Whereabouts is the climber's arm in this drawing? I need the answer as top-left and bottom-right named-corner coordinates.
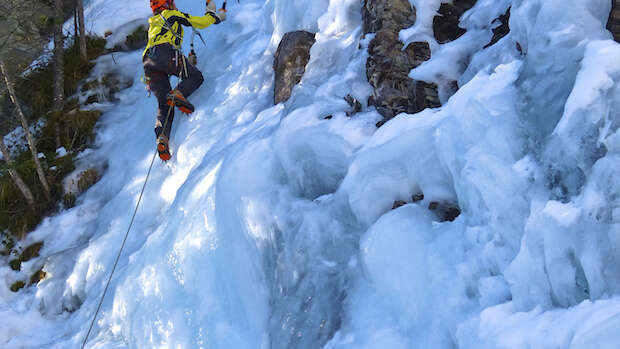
top-left (187, 13), bottom-right (219, 29)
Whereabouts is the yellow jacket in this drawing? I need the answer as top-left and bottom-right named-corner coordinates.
top-left (143, 9), bottom-right (218, 57)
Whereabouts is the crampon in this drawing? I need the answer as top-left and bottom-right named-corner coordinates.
top-left (157, 135), bottom-right (171, 161)
top-left (166, 89), bottom-right (195, 114)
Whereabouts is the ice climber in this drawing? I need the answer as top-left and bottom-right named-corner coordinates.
top-left (143, 0), bottom-right (226, 161)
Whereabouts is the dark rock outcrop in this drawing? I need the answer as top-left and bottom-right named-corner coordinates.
top-left (273, 31), bottom-right (316, 104)
top-left (0, 0), bottom-right (54, 75)
top-left (111, 26), bottom-right (149, 52)
top-left (362, 0), bottom-right (416, 33)
top-left (484, 7), bottom-right (511, 48)
top-left (367, 37), bottom-right (439, 125)
top-left (9, 259), bottom-right (21, 271)
top-left (392, 200), bottom-right (407, 209)
top-left (81, 73), bottom-right (132, 104)
top-left (363, 0), bottom-right (440, 127)
top-left (344, 94), bottom-right (362, 116)
top-left (608, 0), bottom-right (620, 42)
top-left (10, 281), bottom-right (25, 292)
top-left (0, 0), bottom-right (77, 75)
top-left (8, 241), bottom-right (43, 271)
top-left (21, 241), bottom-right (42, 260)
top-left (429, 201), bottom-right (461, 222)
top-left (433, 0), bottom-right (477, 44)
top-left (390, 194), bottom-right (460, 222)
top-left (412, 192), bottom-right (424, 202)
top-left (85, 94), bottom-right (99, 105)
top-left (29, 267), bottom-right (47, 285)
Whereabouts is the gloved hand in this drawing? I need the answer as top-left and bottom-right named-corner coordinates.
top-left (206, 0), bottom-right (216, 14)
top-left (215, 9), bottom-right (226, 22)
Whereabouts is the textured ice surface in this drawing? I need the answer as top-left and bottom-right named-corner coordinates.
top-left (1, 0), bottom-right (619, 348)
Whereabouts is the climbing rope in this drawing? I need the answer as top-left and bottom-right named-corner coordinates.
top-left (81, 104), bottom-right (174, 348)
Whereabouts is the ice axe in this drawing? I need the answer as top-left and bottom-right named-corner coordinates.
top-left (189, 0), bottom-right (221, 64)
top-left (207, 0), bottom-right (234, 12)
top-left (188, 27), bottom-right (206, 65)
top-left (191, 0), bottom-right (233, 64)
top-left (206, 0), bottom-right (238, 14)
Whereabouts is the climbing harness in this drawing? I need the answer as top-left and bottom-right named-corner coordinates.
top-left (173, 49), bottom-right (189, 80)
top-left (80, 104), bottom-right (174, 349)
top-left (157, 12), bottom-right (201, 79)
top-left (153, 13), bottom-right (188, 81)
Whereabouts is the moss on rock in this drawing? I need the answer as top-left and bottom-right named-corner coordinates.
top-left (124, 26), bottom-right (149, 51)
top-left (29, 267), bottom-right (47, 285)
top-left (9, 259), bottom-right (21, 271)
top-left (10, 281), bottom-right (25, 292)
top-left (7, 241), bottom-right (44, 271)
top-left (77, 168), bottom-right (100, 193)
top-left (63, 192), bottom-right (76, 208)
top-left (20, 241), bottom-right (43, 262)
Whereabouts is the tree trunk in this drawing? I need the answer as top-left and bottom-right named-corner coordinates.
top-left (74, 7), bottom-right (78, 54)
top-left (0, 57), bottom-right (51, 201)
top-left (53, 0), bottom-right (65, 112)
top-left (77, 0), bottom-right (87, 60)
top-left (0, 136), bottom-right (36, 212)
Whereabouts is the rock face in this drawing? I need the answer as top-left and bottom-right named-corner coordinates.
top-left (344, 94), bottom-right (362, 116)
top-left (111, 26), bottom-right (149, 52)
top-left (10, 281), bottom-right (25, 292)
top-left (484, 7), bottom-right (511, 48)
top-left (273, 31), bottom-right (316, 104)
top-left (0, 0), bottom-right (76, 75)
top-left (81, 73), bottom-right (132, 105)
top-left (363, 0), bottom-right (440, 126)
top-left (362, 0), bottom-right (416, 33)
top-left (0, 0), bottom-right (53, 75)
top-left (609, 0), bottom-right (620, 42)
top-left (433, 0), bottom-right (477, 44)
top-left (428, 201), bottom-right (461, 222)
top-left (8, 241), bottom-right (43, 271)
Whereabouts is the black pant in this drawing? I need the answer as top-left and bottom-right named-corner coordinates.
top-left (143, 44), bottom-right (204, 139)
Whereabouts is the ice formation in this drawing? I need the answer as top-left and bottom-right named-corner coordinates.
top-left (1, 0), bottom-right (619, 348)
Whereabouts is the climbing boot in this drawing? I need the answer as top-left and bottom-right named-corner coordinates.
top-left (166, 89), bottom-right (195, 114)
top-left (157, 135), bottom-right (171, 161)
